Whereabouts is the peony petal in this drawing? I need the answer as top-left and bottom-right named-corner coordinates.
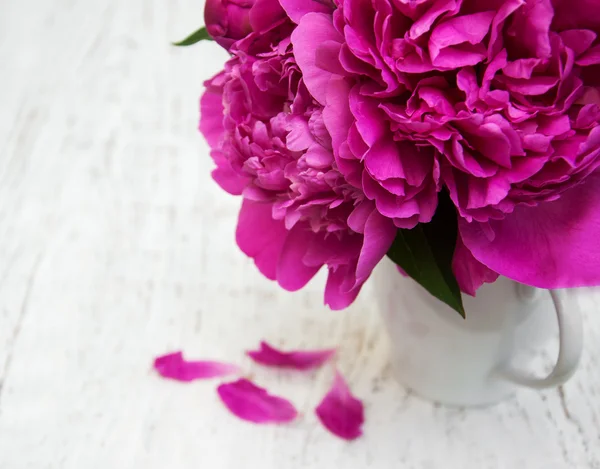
top-left (452, 236), bottom-right (499, 296)
top-left (248, 0), bottom-right (285, 32)
top-left (428, 11), bottom-right (495, 62)
top-left (315, 40), bottom-right (345, 75)
top-left (457, 67), bottom-right (480, 108)
top-left (217, 379), bottom-right (298, 423)
top-left (507, 0), bottom-right (553, 58)
top-left (236, 200), bottom-right (288, 280)
top-left (488, 0), bottom-right (523, 58)
top-left (279, 0), bottom-right (333, 23)
top-left (577, 45), bottom-right (600, 66)
top-left (576, 104), bottom-right (600, 129)
top-left (200, 85), bottom-right (225, 148)
top-left (537, 114), bottom-right (571, 136)
top-left (292, 13), bottom-right (342, 105)
top-left (502, 58), bottom-right (542, 79)
top-left (303, 231), bottom-right (361, 268)
top-left (559, 29), bottom-right (597, 57)
top-left (408, 0), bottom-right (459, 40)
top-left (460, 171), bottom-right (600, 289)
top-left (323, 76), bottom-right (353, 156)
top-left (347, 200), bottom-right (374, 234)
top-left (324, 266), bottom-right (361, 310)
top-left (211, 159), bottom-right (248, 196)
top-left (500, 76), bottom-right (559, 95)
top-left (430, 45), bottom-right (487, 69)
top-left (286, 117), bottom-right (314, 151)
top-left (552, 0), bottom-right (600, 31)
top-left (364, 138), bottom-right (405, 181)
top-left (304, 145), bottom-right (334, 168)
top-left (277, 225), bottom-right (321, 291)
top-left (355, 210), bottom-right (397, 285)
top-left (315, 371), bottom-right (364, 441)
top-left (247, 341), bottom-right (335, 370)
top-left (154, 352), bottom-right (239, 382)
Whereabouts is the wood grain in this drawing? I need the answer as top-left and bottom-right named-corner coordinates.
top-left (0, 0), bottom-right (599, 467)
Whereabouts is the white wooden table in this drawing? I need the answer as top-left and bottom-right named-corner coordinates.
top-left (0, 1), bottom-right (599, 467)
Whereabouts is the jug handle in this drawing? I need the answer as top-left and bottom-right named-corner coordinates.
top-left (495, 289), bottom-right (583, 389)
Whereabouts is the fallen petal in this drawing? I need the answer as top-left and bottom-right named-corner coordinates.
top-left (315, 371), bottom-right (364, 440)
top-left (154, 351), bottom-right (240, 382)
top-left (217, 379), bottom-right (298, 423)
top-left (247, 341), bottom-right (335, 370)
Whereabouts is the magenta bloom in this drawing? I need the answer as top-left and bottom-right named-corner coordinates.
top-left (204, 0), bottom-right (286, 50)
top-left (200, 20), bottom-right (397, 308)
top-left (292, 0), bottom-right (600, 219)
top-left (286, 0), bottom-right (600, 292)
top-left (201, 0), bottom-right (600, 303)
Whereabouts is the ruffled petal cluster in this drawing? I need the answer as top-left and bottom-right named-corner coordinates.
top-left (201, 13), bottom-right (396, 308)
top-left (201, 0), bottom-right (600, 302)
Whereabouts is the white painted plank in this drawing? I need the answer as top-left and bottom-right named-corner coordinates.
top-left (0, 0), bottom-right (598, 468)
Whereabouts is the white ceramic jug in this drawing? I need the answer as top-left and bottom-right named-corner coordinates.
top-left (373, 258), bottom-right (584, 406)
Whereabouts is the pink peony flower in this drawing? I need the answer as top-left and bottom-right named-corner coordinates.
top-left (200, 21), bottom-right (397, 308)
top-left (287, 0), bottom-right (600, 292)
top-left (201, 0), bottom-right (600, 301)
top-left (204, 0), bottom-right (287, 50)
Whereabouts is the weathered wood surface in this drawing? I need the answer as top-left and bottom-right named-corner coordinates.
top-left (0, 0), bottom-right (599, 467)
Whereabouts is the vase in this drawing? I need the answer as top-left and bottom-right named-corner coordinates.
top-left (372, 258), bottom-right (584, 407)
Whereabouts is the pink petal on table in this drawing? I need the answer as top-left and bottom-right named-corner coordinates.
top-left (247, 341), bottom-right (335, 370)
top-left (153, 351), bottom-right (240, 382)
top-left (315, 371), bottom-right (364, 441)
top-left (217, 379), bottom-right (298, 424)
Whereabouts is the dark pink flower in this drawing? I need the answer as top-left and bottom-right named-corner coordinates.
top-left (201, 0), bottom-right (600, 298)
top-left (200, 22), bottom-right (397, 308)
top-left (217, 379), bottom-right (298, 423)
top-left (291, 13), bottom-right (440, 230)
top-left (290, 0), bottom-right (600, 292)
top-left (153, 352), bottom-right (240, 382)
top-left (247, 341), bottom-right (335, 370)
top-left (204, 0), bottom-right (287, 51)
top-left (315, 371), bottom-right (364, 440)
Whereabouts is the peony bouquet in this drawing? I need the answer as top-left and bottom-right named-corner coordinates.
top-left (182, 0), bottom-right (600, 316)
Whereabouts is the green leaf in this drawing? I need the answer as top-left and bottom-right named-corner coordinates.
top-left (172, 26), bottom-right (213, 46)
top-left (386, 192), bottom-right (465, 317)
